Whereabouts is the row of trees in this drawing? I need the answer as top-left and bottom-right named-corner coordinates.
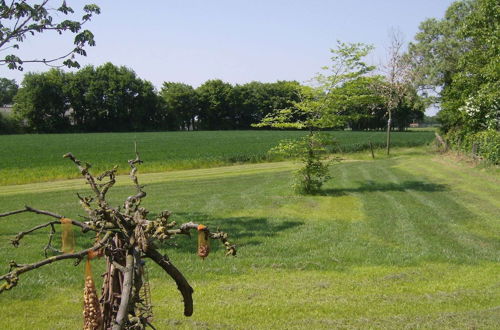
top-left (4, 64), bottom-right (304, 132)
top-left (2, 62), bottom-right (424, 133)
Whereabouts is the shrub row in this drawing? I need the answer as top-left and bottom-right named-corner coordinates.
top-left (446, 129), bottom-right (499, 164)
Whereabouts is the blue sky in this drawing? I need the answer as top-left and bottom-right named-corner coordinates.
top-left (2, 0), bottom-right (454, 91)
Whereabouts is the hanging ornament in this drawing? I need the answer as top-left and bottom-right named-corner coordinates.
top-left (60, 217), bottom-right (75, 254)
top-left (197, 224), bottom-right (210, 259)
top-left (83, 251), bottom-right (103, 330)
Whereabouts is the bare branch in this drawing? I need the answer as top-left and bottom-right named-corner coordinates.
top-left (10, 220), bottom-right (59, 247)
top-left (124, 144), bottom-right (146, 215)
top-left (0, 205), bottom-right (93, 232)
top-left (63, 152), bottom-right (105, 204)
top-left (161, 222), bottom-right (237, 256)
top-left (0, 231), bottom-right (112, 293)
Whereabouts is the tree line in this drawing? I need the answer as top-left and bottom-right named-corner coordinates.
top-left (0, 62), bottom-right (424, 134)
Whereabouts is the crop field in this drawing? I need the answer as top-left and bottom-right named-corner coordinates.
top-left (0, 130), bottom-right (434, 185)
top-left (0, 147), bottom-right (498, 329)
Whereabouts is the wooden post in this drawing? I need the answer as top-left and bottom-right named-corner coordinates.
top-left (369, 141), bottom-right (375, 159)
top-left (472, 142), bottom-right (478, 159)
top-left (434, 132), bottom-right (448, 152)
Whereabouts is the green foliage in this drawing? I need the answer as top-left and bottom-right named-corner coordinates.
top-left (231, 80), bottom-right (302, 129)
top-left (196, 79), bottom-right (234, 130)
top-left (66, 63), bottom-right (160, 132)
top-left (160, 82), bottom-right (198, 130)
top-left (9, 63), bottom-right (422, 133)
top-left (410, 0), bottom-right (499, 134)
top-left (13, 63), bottom-right (161, 132)
top-left (269, 132), bottom-right (339, 194)
top-left (256, 41), bottom-right (376, 193)
top-left (256, 41), bottom-right (375, 132)
top-left (0, 78), bottom-right (18, 106)
top-left (0, 1), bottom-right (100, 70)
top-left (446, 129), bottom-right (500, 164)
top-left (326, 76), bottom-right (385, 130)
top-left (0, 111), bottom-right (20, 134)
top-left (13, 68), bottom-right (70, 132)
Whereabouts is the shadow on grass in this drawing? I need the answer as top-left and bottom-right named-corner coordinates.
top-left (155, 212), bottom-right (303, 253)
top-left (323, 180), bottom-right (447, 196)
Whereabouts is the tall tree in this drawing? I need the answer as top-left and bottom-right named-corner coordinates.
top-left (67, 63), bottom-right (160, 132)
top-left (13, 68), bottom-right (70, 132)
top-left (196, 79), bottom-right (234, 130)
top-left (376, 31), bottom-right (416, 154)
top-left (160, 82), bottom-right (198, 130)
top-left (230, 81), bottom-right (302, 129)
top-left (409, 0), bottom-right (499, 133)
top-left (326, 76), bottom-right (385, 130)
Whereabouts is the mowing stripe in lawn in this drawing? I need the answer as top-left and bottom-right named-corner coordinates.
top-left (0, 150), bottom-right (498, 329)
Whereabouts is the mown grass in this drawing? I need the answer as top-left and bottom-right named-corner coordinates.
top-left (0, 147), bottom-right (498, 329)
top-left (0, 130), bottom-right (434, 185)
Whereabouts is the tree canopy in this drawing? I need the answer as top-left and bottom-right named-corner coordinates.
top-left (409, 0), bottom-right (499, 133)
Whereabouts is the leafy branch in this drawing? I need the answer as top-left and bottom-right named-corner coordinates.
top-left (0, 1), bottom-right (101, 70)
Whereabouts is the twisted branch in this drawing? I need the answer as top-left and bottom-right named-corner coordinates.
top-left (63, 153), bottom-right (108, 207)
top-left (145, 247), bottom-right (194, 317)
top-left (125, 143), bottom-right (146, 215)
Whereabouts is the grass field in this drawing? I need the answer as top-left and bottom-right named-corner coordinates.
top-left (0, 147), bottom-right (498, 329)
top-left (0, 130), bottom-right (434, 185)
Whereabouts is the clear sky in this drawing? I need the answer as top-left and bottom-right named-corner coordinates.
top-left (2, 0), bottom-right (454, 91)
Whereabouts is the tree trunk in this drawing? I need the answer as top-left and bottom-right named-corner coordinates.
top-left (112, 249), bottom-right (135, 330)
top-left (386, 112), bottom-right (392, 156)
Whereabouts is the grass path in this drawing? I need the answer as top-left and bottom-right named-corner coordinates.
top-left (0, 148), bottom-right (498, 329)
top-left (0, 161), bottom-right (298, 196)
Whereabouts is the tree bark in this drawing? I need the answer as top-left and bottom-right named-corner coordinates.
top-left (146, 247), bottom-right (194, 316)
top-left (113, 249), bottom-right (135, 330)
top-left (386, 115), bottom-right (392, 155)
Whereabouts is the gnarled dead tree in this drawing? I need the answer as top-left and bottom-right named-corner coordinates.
top-left (0, 150), bottom-right (236, 329)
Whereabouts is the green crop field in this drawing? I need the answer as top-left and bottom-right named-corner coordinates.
top-left (0, 147), bottom-right (498, 329)
top-left (0, 130), bottom-right (434, 185)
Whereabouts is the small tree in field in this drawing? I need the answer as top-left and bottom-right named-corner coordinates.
top-left (0, 149), bottom-right (236, 329)
top-left (376, 31), bottom-right (415, 155)
top-left (254, 41), bottom-right (374, 194)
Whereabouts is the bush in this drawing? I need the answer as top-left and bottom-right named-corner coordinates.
top-left (446, 129), bottom-right (499, 164)
top-left (268, 132), bottom-right (339, 194)
top-left (471, 130), bottom-right (500, 164)
top-left (0, 112), bottom-right (21, 134)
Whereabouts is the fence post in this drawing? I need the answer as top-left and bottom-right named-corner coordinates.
top-left (434, 132), bottom-right (448, 152)
top-left (472, 142), bottom-right (478, 159)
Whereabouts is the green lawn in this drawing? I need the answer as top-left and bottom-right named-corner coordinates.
top-left (0, 147), bottom-right (498, 329)
top-left (0, 130), bottom-right (434, 185)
